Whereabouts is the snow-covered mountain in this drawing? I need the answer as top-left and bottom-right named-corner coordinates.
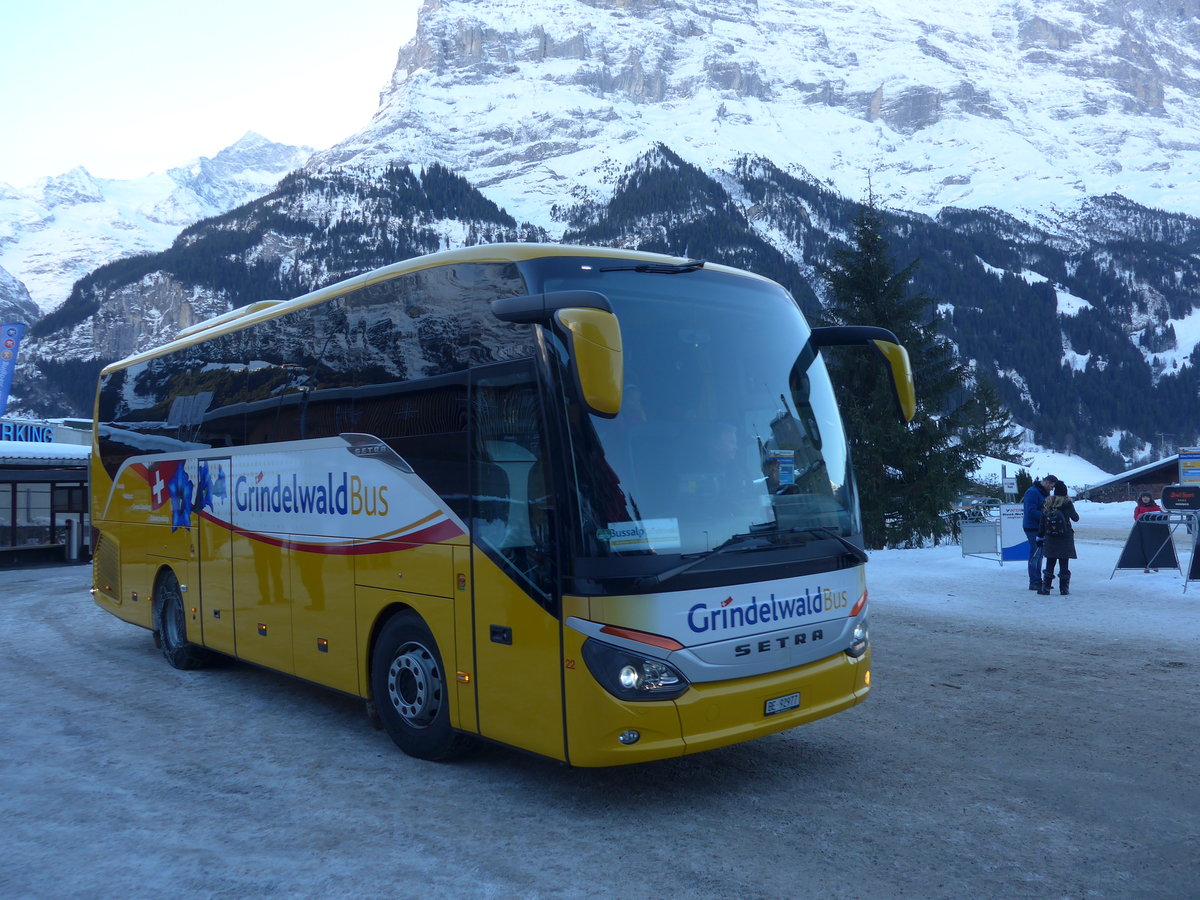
top-left (0, 133), bottom-right (312, 313)
top-left (8, 0), bottom-right (1200, 472)
top-left (312, 0), bottom-right (1200, 230)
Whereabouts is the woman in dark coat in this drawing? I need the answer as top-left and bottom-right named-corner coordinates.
top-left (1038, 480), bottom-right (1080, 595)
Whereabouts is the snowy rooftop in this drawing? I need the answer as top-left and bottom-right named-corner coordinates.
top-left (1084, 455), bottom-right (1180, 491)
top-left (0, 441), bottom-right (91, 466)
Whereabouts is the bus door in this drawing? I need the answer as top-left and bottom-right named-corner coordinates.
top-left (195, 457), bottom-right (236, 655)
top-left (469, 364), bottom-right (565, 760)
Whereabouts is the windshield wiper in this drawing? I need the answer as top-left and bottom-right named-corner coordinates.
top-left (785, 527), bottom-right (868, 564)
top-left (597, 259), bottom-right (706, 274)
top-left (635, 533), bottom-right (774, 589)
top-left (633, 527), bottom-right (865, 591)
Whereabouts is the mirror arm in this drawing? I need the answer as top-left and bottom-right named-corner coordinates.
top-left (490, 291), bottom-right (612, 324)
top-left (809, 325), bottom-right (901, 348)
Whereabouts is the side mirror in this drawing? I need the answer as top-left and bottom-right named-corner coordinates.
top-left (555, 308), bottom-right (623, 418)
top-left (491, 290), bottom-right (623, 418)
top-left (809, 326), bottom-right (916, 423)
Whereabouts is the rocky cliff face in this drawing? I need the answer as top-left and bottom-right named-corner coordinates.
top-left (0, 265), bottom-right (39, 326)
top-left (82, 274), bottom-right (232, 362)
top-left (311, 0), bottom-right (1200, 230)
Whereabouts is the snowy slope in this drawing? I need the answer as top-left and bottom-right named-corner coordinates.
top-left (0, 133), bottom-right (312, 314)
top-left (975, 448), bottom-right (1115, 492)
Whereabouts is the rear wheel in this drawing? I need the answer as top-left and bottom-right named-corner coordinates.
top-left (371, 610), bottom-right (472, 761)
top-left (157, 570), bottom-right (211, 670)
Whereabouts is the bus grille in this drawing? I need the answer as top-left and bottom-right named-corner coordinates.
top-left (93, 531), bottom-right (120, 597)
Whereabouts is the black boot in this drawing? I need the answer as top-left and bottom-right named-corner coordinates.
top-left (1038, 572), bottom-right (1052, 595)
top-left (1060, 573), bottom-right (1070, 596)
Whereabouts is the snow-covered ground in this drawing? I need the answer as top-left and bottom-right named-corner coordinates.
top-left (917, 449), bottom-right (1200, 647)
top-left (1, 492), bottom-right (1195, 897)
top-left (870, 498), bottom-right (1200, 647)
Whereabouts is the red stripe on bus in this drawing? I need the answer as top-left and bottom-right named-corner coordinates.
top-left (194, 511), bottom-right (464, 553)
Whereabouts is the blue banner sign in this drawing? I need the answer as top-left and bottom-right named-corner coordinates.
top-left (0, 322), bottom-right (26, 417)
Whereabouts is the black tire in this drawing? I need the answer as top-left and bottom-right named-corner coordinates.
top-left (371, 610), bottom-right (472, 761)
top-left (157, 569), bottom-right (212, 670)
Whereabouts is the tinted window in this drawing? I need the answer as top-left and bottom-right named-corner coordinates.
top-left (242, 300), bottom-right (345, 444)
top-left (96, 260), bottom-right (534, 479)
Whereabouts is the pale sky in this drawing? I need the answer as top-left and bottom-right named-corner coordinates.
top-left (0, 0), bottom-right (420, 187)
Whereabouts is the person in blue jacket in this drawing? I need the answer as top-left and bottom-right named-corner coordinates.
top-left (1022, 474), bottom-right (1057, 590)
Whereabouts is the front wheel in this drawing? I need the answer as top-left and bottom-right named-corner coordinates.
top-left (156, 569), bottom-right (211, 670)
top-left (371, 610), bottom-right (472, 761)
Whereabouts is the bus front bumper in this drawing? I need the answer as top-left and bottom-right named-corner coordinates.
top-left (563, 637), bottom-right (870, 767)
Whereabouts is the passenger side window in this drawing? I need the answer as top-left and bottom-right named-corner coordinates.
top-left (472, 362), bottom-right (555, 608)
top-left (96, 335), bottom-right (248, 477)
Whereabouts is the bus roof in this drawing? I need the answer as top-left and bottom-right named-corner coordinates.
top-left (101, 243), bottom-right (777, 375)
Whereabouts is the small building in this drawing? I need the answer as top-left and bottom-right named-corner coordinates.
top-left (1077, 455), bottom-right (1182, 503)
top-left (0, 418), bottom-right (92, 566)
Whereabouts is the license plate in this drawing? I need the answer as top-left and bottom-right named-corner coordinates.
top-left (764, 691), bottom-right (801, 716)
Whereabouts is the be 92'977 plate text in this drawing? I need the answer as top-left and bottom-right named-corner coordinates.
top-left (764, 691), bottom-right (801, 716)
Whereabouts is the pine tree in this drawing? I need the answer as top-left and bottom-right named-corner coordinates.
top-left (819, 199), bottom-right (1022, 548)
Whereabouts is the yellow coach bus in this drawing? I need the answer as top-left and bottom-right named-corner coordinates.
top-left (90, 243), bottom-right (914, 766)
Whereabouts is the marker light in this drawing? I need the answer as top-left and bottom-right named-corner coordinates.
top-left (847, 617), bottom-right (870, 658)
top-left (599, 624), bottom-right (684, 651)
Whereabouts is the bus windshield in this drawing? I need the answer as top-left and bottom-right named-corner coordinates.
top-left (531, 258), bottom-right (860, 567)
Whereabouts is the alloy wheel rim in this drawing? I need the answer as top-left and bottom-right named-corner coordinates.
top-left (386, 642), bottom-right (442, 728)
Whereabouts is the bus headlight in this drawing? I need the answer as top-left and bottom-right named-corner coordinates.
top-left (582, 639), bottom-right (690, 701)
top-left (847, 617), bottom-right (869, 658)
top-left (618, 665), bottom-right (640, 691)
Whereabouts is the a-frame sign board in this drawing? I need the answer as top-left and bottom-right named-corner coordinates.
top-left (1113, 518), bottom-right (1180, 573)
